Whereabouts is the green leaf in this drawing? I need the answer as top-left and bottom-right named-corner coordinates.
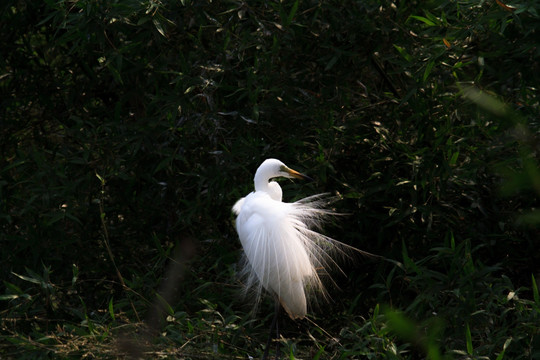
top-left (153, 18), bottom-right (166, 37)
top-left (313, 345), bottom-right (325, 360)
top-left (423, 59), bottom-right (435, 82)
top-left (393, 44), bottom-right (413, 62)
top-left (402, 240), bottom-right (421, 275)
top-left (4, 281), bottom-right (24, 294)
top-left (408, 15), bottom-right (436, 26)
top-left (496, 337), bottom-right (512, 360)
top-left (0, 294), bottom-right (29, 301)
top-left (373, 303), bottom-right (380, 318)
top-left (108, 297), bottom-right (115, 321)
top-left (286, 0), bottom-right (299, 26)
top-left (449, 151), bottom-right (459, 166)
top-left (12, 271), bottom-right (41, 285)
top-left (156, 292), bottom-right (175, 316)
top-left (95, 172), bottom-right (106, 185)
top-left (465, 323), bottom-right (473, 355)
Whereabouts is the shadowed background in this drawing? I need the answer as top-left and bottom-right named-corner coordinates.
top-left (1, 0), bottom-right (539, 358)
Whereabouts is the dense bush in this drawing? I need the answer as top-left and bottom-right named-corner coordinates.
top-left (1, 0), bottom-right (539, 358)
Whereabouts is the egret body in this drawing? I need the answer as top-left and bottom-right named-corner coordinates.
top-left (232, 158), bottom-right (344, 320)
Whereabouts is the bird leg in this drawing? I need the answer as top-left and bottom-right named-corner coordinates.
top-left (262, 301), bottom-right (280, 360)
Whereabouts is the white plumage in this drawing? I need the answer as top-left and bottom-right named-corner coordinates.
top-left (232, 158), bottom-right (345, 319)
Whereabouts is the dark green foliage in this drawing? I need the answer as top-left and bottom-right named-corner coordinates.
top-left (1, 0), bottom-right (539, 358)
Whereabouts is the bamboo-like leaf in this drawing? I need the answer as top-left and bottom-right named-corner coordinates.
top-left (153, 19), bottom-right (166, 37)
top-left (393, 44), bottom-right (413, 62)
top-left (108, 297), bottom-right (115, 321)
top-left (465, 323), bottom-right (473, 355)
top-left (286, 0), bottom-right (299, 26)
top-left (95, 172), bottom-right (106, 185)
top-left (156, 292), bottom-right (175, 316)
top-left (423, 60), bottom-right (435, 82)
top-left (12, 271), bottom-right (40, 285)
top-left (532, 274), bottom-right (540, 305)
top-left (496, 337), bottom-right (512, 360)
top-left (449, 151), bottom-right (459, 166)
top-left (408, 15), bottom-right (436, 26)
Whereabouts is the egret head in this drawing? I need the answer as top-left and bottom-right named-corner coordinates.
top-left (255, 159), bottom-right (312, 187)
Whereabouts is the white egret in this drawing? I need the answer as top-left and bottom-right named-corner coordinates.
top-left (232, 158), bottom-right (356, 357)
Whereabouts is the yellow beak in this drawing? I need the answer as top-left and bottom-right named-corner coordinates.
top-left (283, 166), bottom-right (314, 182)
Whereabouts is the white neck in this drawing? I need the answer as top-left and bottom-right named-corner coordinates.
top-left (254, 170), bottom-right (270, 192)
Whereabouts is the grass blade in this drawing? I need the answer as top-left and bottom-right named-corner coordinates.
top-left (286, 0), bottom-right (299, 26)
top-left (423, 59), bottom-right (435, 82)
top-left (496, 337), bottom-right (512, 360)
top-left (408, 15), bottom-right (436, 26)
top-left (108, 297), bottom-right (115, 321)
top-left (465, 323), bottom-right (473, 355)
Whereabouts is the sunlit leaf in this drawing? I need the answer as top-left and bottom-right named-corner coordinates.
top-left (393, 44), bottom-right (413, 62)
top-left (12, 271), bottom-right (41, 285)
top-left (408, 15), bottom-right (436, 26)
top-left (108, 298), bottom-right (115, 321)
top-left (495, 338), bottom-right (512, 360)
top-left (153, 18), bottom-right (166, 37)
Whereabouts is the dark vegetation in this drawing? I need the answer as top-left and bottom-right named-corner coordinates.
top-left (1, 0), bottom-right (539, 358)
